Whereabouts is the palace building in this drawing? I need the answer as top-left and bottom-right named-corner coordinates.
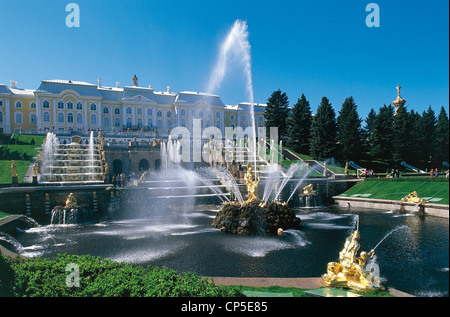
top-left (0, 76), bottom-right (266, 135)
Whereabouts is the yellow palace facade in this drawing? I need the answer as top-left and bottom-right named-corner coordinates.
top-left (0, 77), bottom-right (266, 136)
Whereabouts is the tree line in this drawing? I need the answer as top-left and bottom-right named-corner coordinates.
top-left (264, 89), bottom-right (449, 169)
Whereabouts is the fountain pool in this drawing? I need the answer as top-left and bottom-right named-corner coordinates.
top-left (12, 206), bottom-right (449, 297)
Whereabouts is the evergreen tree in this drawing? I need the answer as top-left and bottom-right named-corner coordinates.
top-left (264, 89), bottom-right (290, 141)
top-left (364, 108), bottom-right (377, 159)
top-left (336, 97), bottom-right (364, 161)
top-left (392, 104), bottom-right (413, 163)
top-left (369, 105), bottom-right (394, 161)
top-left (434, 106), bottom-right (449, 165)
top-left (286, 93), bottom-right (312, 154)
top-left (420, 106), bottom-right (437, 165)
top-left (310, 97), bottom-right (337, 160)
top-left (408, 110), bottom-right (425, 164)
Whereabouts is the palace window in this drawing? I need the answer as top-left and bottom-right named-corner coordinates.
top-left (67, 102), bottom-right (73, 109)
top-left (167, 120), bottom-right (172, 130)
top-left (103, 107), bottom-right (109, 114)
top-left (137, 118), bottom-right (143, 128)
top-left (126, 107), bottom-right (132, 114)
top-left (43, 101), bottom-right (50, 108)
top-left (30, 102), bottom-right (36, 109)
top-left (15, 101), bottom-right (22, 108)
top-left (43, 112), bottom-right (50, 122)
top-left (67, 113), bottom-right (74, 123)
top-left (30, 113), bottom-right (37, 124)
top-left (167, 111), bottom-right (172, 118)
top-left (157, 110), bottom-right (162, 117)
top-left (199, 111), bottom-right (204, 118)
top-left (91, 114), bottom-right (97, 125)
top-left (216, 112), bottom-right (221, 119)
top-left (90, 103), bottom-right (97, 111)
top-left (0, 101), bottom-right (3, 107)
top-left (181, 118), bottom-right (186, 127)
top-left (58, 113), bottom-right (64, 123)
top-left (230, 114), bottom-right (235, 121)
top-left (147, 109), bottom-right (153, 116)
top-left (137, 108), bottom-right (143, 115)
top-left (58, 102), bottom-right (64, 109)
top-left (76, 102), bottom-right (83, 110)
top-left (180, 109), bottom-right (186, 116)
top-left (157, 120), bottom-right (162, 129)
top-left (114, 108), bottom-right (120, 115)
top-left (103, 117), bottom-right (109, 127)
top-left (0, 111), bottom-right (3, 123)
top-left (216, 121), bottom-right (221, 129)
top-left (77, 114), bottom-right (83, 124)
top-left (114, 118), bottom-right (120, 127)
top-left (126, 118), bottom-right (132, 128)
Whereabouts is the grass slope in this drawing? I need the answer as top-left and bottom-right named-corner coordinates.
top-left (341, 179), bottom-right (449, 205)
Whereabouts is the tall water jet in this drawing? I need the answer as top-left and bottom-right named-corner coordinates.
top-left (207, 19), bottom-right (257, 175)
top-left (88, 131), bottom-right (95, 175)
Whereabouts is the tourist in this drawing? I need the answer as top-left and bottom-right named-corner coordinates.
top-left (430, 169), bottom-right (434, 178)
top-left (434, 168), bottom-right (439, 178)
top-left (395, 169), bottom-right (400, 178)
top-left (121, 172), bottom-right (126, 187)
top-left (446, 170), bottom-right (449, 179)
top-left (117, 174), bottom-right (122, 187)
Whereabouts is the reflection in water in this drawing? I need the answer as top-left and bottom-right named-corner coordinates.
top-left (12, 206), bottom-right (449, 297)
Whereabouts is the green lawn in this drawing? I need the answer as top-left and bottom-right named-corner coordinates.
top-left (341, 178), bottom-right (449, 205)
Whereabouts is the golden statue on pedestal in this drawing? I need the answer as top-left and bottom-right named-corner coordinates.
top-left (65, 193), bottom-right (78, 209)
top-left (244, 163), bottom-right (260, 203)
top-left (401, 191), bottom-right (429, 204)
top-left (322, 230), bottom-right (384, 291)
top-left (11, 160), bottom-right (17, 177)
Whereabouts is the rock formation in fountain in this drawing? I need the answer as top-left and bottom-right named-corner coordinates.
top-left (212, 164), bottom-right (301, 236)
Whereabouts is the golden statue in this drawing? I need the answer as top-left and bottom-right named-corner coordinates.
top-left (244, 163), bottom-right (260, 203)
top-left (11, 160), bottom-right (17, 177)
top-left (302, 184), bottom-right (317, 196)
top-left (65, 193), bottom-right (78, 208)
top-left (401, 191), bottom-right (429, 204)
top-left (152, 137), bottom-right (162, 147)
top-left (322, 230), bottom-right (383, 291)
top-left (33, 162), bottom-right (39, 176)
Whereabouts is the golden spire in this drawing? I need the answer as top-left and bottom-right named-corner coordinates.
top-left (392, 84), bottom-right (406, 115)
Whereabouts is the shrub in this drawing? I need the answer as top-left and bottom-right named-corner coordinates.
top-left (7, 254), bottom-right (243, 297)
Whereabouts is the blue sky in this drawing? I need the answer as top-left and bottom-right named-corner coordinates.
top-left (0, 0), bottom-right (448, 119)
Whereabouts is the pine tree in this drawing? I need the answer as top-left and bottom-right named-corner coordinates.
top-left (364, 108), bottom-right (377, 159)
top-left (336, 97), bottom-right (364, 161)
top-left (310, 97), bottom-right (337, 160)
top-left (264, 90), bottom-right (290, 141)
top-left (369, 105), bottom-right (394, 161)
top-left (286, 94), bottom-right (312, 154)
top-left (392, 104), bottom-right (413, 163)
top-left (434, 106), bottom-right (449, 165)
top-left (408, 110), bottom-right (425, 165)
top-left (420, 106), bottom-right (436, 165)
